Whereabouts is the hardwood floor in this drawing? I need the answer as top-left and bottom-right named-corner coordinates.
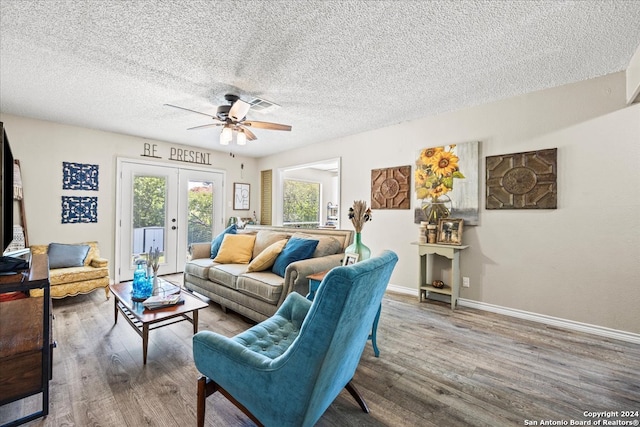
top-left (2, 275), bottom-right (639, 426)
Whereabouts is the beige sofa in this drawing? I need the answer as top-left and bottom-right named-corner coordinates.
top-left (29, 241), bottom-right (110, 299)
top-left (184, 225), bottom-right (353, 322)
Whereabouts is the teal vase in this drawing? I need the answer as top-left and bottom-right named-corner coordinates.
top-left (345, 232), bottom-right (371, 262)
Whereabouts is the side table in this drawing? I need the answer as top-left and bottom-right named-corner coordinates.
top-left (412, 242), bottom-right (469, 309)
top-left (307, 270), bottom-right (382, 357)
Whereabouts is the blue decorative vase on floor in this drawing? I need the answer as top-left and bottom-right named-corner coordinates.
top-left (345, 232), bottom-right (371, 261)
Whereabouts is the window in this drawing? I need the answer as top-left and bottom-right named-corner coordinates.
top-left (283, 179), bottom-right (320, 228)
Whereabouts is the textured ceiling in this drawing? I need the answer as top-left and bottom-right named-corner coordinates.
top-left (1, 1), bottom-right (640, 158)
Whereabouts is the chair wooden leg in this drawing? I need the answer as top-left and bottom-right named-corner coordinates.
top-left (197, 375), bottom-right (264, 427)
top-left (345, 380), bottom-right (370, 413)
top-left (197, 376), bottom-right (206, 427)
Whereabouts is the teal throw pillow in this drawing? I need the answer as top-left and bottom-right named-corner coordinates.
top-left (210, 224), bottom-right (237, 258)
top-left (272, 237), bottom-right (319, 277)
top-left (48, 243), bottom-right (91, 269)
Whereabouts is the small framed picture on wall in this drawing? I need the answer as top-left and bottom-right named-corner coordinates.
top-left (233, 183), bottom-right (250, 210)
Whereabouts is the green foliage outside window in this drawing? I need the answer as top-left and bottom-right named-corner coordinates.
top-left (133, 176), bottom-right (166, 228)
top-left (283, 180), bottom-right (320, 227)
top-left (188, 183), bottom-right (214, 244)
top-left (133, 177), bottom-right (214, 246)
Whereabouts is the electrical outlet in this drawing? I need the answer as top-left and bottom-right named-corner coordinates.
top-left (462, 277), bottom-right (470, 288)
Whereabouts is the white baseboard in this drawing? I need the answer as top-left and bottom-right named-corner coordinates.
top-left (458, 298), bottom-right (640, 345)
top-left (387, 283), bottom-right (415, 296)
top-left (384, 284), bottom-right (640, 344)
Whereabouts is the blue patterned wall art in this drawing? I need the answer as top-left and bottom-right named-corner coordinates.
top-left (61, 196), bottom-right (98, 223)
top-left (63, 162), bottom-right (99, 190)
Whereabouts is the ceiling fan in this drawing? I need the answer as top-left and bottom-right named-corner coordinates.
top-left (164, 94), bottom-right (292, 145)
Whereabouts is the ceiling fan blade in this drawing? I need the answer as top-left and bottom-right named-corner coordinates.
top-left (239, 126), bottom-right (257, 141)
top-left (164, 103), bottom-right (214, 118)
top-left (187, 123), bottom-right (224, 130)
top-left (229, 99), bottom-right (251, 122)
top-left (244, 120), bottom-right (292, 131)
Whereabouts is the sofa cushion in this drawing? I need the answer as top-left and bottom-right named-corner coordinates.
top-left (49, 265), bottom-right (108, 286)
top-left (48, 243), bottom-right (91, 269)
top-left (213, 234), bottom-right (256, 264)
top-left (292, 232), bottom-right (342, 258)
top-left (252, 230), bottom-right (290, 259)
top-left (247, 239), bottom-right (288, 273)
top-left (272, 237), bottom-right (319, 277)
top-left (208, 264), bottom-right (249, 290)
top-left (210, 224), bottom-right (237, 258)
top-left (185, 258), bottom-right (216, 280)
top-left (237, 272), bottom-right (284, 304)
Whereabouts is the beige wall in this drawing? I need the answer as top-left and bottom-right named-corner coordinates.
top-left (0, 114), bottom-right (258, 278)
top-left (2, 71), bottom-right (639, 335)
top-left (627, 44), bottom-right (640, 104)
top-left (259, 72), bottom-right (640, 334)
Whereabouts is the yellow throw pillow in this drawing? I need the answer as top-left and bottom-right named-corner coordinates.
top-left (213, 234), bottom-right (256, 264)
top-left (247, 239), bottom-right (288, 272)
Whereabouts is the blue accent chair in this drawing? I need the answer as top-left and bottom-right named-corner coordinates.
top-left (192, 250), bottom-right (398, 427)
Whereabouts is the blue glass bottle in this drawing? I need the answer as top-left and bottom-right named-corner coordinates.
top-left (132, 261), bottom-right (151, 301)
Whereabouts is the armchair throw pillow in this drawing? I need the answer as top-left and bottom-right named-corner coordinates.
top-left (48, 243), bottom-right (91, 269)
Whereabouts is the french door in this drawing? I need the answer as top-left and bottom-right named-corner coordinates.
top-left (116, 160), bottom-right (224, 282)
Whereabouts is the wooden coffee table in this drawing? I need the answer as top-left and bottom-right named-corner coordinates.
top-left (109, 279), bottom-right (208, 364)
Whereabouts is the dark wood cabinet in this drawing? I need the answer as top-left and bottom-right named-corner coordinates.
top-left (0, 254), bottom-right (51, 427)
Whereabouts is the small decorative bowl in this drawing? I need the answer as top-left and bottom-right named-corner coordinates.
top-left (432, 280), bottom-right (445, 289)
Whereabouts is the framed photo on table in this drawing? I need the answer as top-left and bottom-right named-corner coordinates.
top-left (233, 183), bottom-right (250, 210)
top-left (343, 252), bottom-right (359, 265)
top-left (436, 218), bottom-right (464, 245)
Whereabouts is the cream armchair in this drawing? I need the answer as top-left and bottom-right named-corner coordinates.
top-left (29, 241), bottom-right (110, 299)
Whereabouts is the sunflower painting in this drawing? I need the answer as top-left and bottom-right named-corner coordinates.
top-left (414, 141), bottom-right (479, 225)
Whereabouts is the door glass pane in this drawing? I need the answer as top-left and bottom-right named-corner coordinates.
top-left (132, 175), bottom-right (166, 264)
top-left (187, 180), bottom-right (214, 250)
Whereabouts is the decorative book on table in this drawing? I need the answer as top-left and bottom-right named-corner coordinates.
top-left (143, 292), bottom-right (183, 309)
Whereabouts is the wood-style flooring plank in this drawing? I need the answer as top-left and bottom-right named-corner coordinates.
top-left (3, 275), bottom-right (638, 427)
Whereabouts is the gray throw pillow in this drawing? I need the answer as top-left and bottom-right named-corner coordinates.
top-left (48, 243), bottom-right (90, 269)
top-left (292, 232), bottom-right (342, 257)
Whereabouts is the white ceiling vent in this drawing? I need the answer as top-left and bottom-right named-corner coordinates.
top-left (248, 97), bottom-right (281, 114)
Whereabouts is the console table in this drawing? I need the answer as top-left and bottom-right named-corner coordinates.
top-left (0, 254), bottom-right (51, 427)
top-left (412, 242), bottom-right (469, 309)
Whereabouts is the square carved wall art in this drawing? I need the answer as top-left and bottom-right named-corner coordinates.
top-left (61, 196), bottom-right (98, 223)
top-left (371, 165), bottom-right (411, 209)
top-left (486, 148), bottom-right (557, 209)
top-left (63, 161), bottom-right (99, 191)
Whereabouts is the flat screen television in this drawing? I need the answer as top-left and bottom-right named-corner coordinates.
top-left (0, 122), bottom-right (15, 255)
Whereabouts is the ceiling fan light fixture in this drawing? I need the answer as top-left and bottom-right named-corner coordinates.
top-left (237, 129), bottom-right (247, 146)
top-left (220, 126), bottom-right (232, 145)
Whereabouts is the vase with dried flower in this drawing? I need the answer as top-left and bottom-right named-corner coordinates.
top-left (147, 246), bottom-right (162, 294)
top-left (345, 200), bottom-right (372, 261)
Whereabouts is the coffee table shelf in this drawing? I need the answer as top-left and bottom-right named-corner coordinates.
top-left (109, 279), bottom-right (208, 364)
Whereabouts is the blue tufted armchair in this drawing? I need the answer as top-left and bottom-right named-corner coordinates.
top-left (192, 250), bottom-right (398, 427)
